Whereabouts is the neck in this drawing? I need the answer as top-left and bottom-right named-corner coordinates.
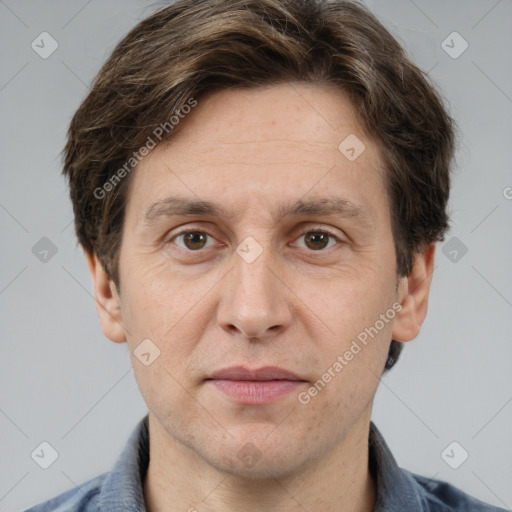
top-left (143, 412), bottom-right (376, 512)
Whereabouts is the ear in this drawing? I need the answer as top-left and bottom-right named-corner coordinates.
top-left (392, 242), bottom-right (436, 342)
top-left (84, 250), bottom-right (127, 343)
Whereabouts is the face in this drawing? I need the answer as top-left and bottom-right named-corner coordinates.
top-left (91, 83), bottom-right (425, 478)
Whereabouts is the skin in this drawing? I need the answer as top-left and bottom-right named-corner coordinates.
top-left (86, 82), bottom-right (436, 512)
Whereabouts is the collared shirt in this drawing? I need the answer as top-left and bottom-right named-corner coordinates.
top-left (24, 415), bottom-right (507, 511)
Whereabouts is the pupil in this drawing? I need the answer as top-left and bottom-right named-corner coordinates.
top-left (306, 232), bottom-right (328, 250)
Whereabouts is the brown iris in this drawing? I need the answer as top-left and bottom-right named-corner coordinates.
top-left (304, 232), bottom-right (330, 250)
top-left (183, 232), bottom-right (208, 250)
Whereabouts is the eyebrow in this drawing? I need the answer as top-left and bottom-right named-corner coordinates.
top-left (143, 195), bottom-right (371, 226)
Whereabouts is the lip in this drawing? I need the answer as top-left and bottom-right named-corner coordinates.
top-left (206, 366), bottom-right (307, 405)
top-left (208, 366), bottom-right (303, 381)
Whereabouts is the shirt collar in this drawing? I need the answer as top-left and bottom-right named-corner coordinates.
top-left (100, 414), bottom-right (150, 511)
top-left (99, 415), bottom-right (424, 511)
top-left (369, 421), bottom-right (425, 511)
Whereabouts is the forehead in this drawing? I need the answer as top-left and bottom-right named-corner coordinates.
top-left (168, 82), bottom-right (368, 149)
top-left (127, 83), bottom-right (388, 225)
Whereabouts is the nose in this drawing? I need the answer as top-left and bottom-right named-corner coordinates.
top-left (216, 242), bottom-right (293, 341)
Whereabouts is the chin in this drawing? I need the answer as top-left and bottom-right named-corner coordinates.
top-left (213, 451), bottom-right (306, 480)
top-left (200, 431), bottom-right (314, 480)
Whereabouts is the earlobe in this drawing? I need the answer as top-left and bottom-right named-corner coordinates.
top-left (391, 243), bottom-right (436, 343)
top-left (84, 250), bottom-right (127, 344)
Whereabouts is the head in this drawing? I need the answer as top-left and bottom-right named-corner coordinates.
top-left (65, 0), bottom-right (454, 478)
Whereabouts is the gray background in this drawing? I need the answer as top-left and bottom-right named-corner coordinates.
top-left (0, 0), bottom-right (511, 510)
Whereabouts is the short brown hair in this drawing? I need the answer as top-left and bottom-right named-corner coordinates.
top-left (63, 0), bottom-right (455, 371)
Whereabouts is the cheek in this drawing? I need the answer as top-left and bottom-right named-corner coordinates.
top-left (294, 264), bottom-right (396, 344)
top-left (131, 361), bottom-right (206, 444)
top-left (293, 266), bottom-right (396, 408)
top-left (296, 349), bottom-right (384, 452)
top-left (121, 257), bottom-right (202, 337)
top-left (291, 363), bottom-right (379, 463)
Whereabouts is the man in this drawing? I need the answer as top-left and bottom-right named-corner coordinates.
top-left (25, 0), bottom-right (506, 511)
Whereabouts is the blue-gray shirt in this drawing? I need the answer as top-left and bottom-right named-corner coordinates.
top-left (24, 415), bottom-right (507, 511)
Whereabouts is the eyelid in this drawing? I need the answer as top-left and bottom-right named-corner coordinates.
top-left (294, 223), bottom-right (343, 237)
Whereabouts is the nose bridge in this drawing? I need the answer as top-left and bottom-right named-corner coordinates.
top-left (217, 235), bottom-right (291, 339)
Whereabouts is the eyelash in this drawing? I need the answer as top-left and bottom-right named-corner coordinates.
top-left (168, 227), bottom-right (344, 252)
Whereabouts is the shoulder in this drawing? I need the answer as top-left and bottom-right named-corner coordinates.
top-left (407, 470), bottom-right (508, 512)
top-left (23, 473), bottom-right (107, 512)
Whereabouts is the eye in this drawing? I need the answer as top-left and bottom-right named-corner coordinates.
top-left (171, 230), bottom-right (216, 251)
top-left (293, 229), bottom-right (342, 251)
top-left (168, 228), bottom-right (343, 253)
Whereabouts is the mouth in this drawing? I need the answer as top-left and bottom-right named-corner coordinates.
top-left (205, 366), bottom-right (307, 404)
